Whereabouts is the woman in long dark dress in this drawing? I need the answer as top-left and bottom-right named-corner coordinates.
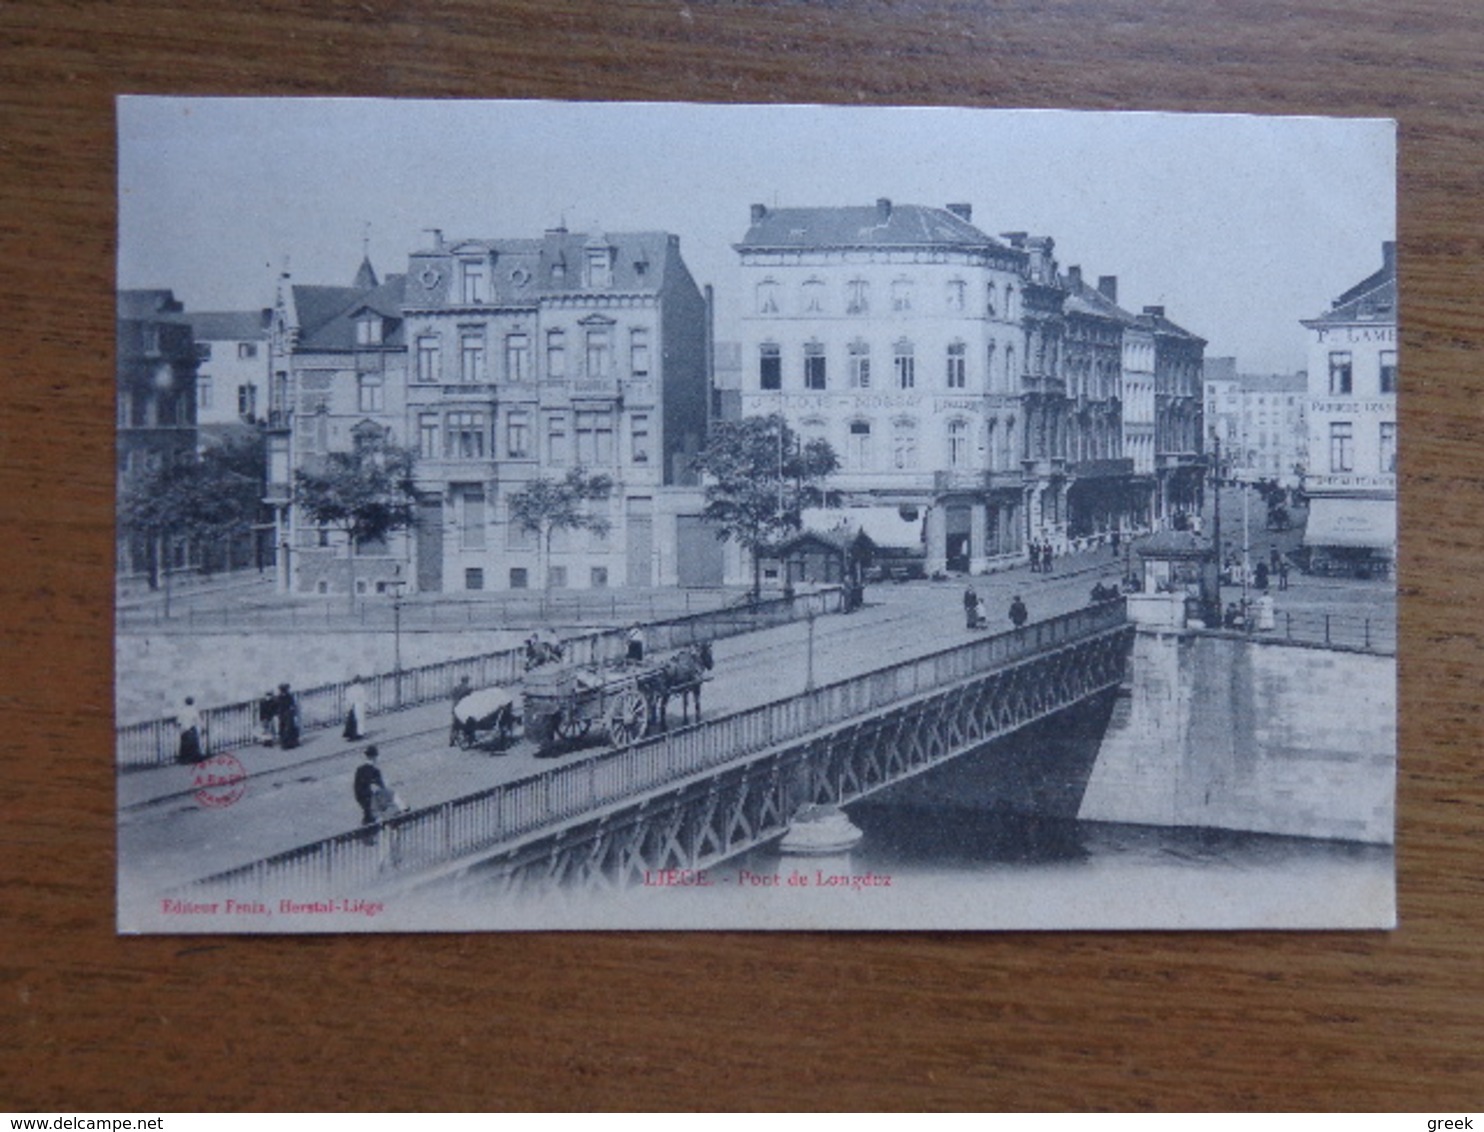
top-left (276, 683), bottom-right (301, 750)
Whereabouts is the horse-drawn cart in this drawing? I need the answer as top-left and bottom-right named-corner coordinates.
top-left (452, 686), bottom-right (519, 750)
top-left (521, 662), bottom-right (665, 752)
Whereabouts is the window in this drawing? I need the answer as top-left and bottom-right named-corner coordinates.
top-left (1330, 421), bottom-right (1354, 473)
top-left (759, 343), bottom-right (781, 391)
top-left (457, 485), bottom-right (486, 550)
top-left (894, 341), bottom-right (915, 389)
top-left (445, 411), bottom-right (485, 459)
top-left (892, 419), bottom-right (918, 470)
top-left (948, 419), bottom-right (968, 467)
top-left (195, 342), bottom-right (212, 362)
top-left (848, 420), bottom-right (873, 471)
top-left (461, 260), bottom-right (487, 304)
top-left (756, 279), bottom-right (780, 314)
top-left (416, 335), bottom-right (440, 383)
top-left (590, 566), bottom-right (609, 588)
top-left (548, 565), bottom-right (568, 589)
top-left (418, 414), bottom-right (439, 459)
top-left (804, 342), bottom-right (827, 390)
top-left (891, 278), bottom-right (913, 312)
top-left (1004, 285), bottom-right (1016, 322)
top-left (576, 410), bottom-right (614, 464)
top-left (196, 376), bottom-right (212, 410)
top-left (802, 279), bottom-right (825, 313)
top-left (848, 340), bottom-right (871, 389)
top-left (1380, 421), bottom-right (1397, 472)
top-left (630, 328), bottom-right (650, 378)
top-left (585, 328), bottom-right (612, 377)
top-left (846, 278), bottom-right (869, 315)
top-left (237, 384), bottom-right (257, 418)
top-left (985, 282), bottom-right (997, 317)
top-left (1380, 350), bottom-right (1398, 394)
top-left (946, 279), bottom-right (966, 312)
top-left (464, 568), bottom-right (484, 591)
top-left (357, 372), bottom-right (384, 412)
top-left (509, 567), bottom-right (528, 589)
top-left (547, 414), bottom-right (568, 465)
top-left (630, 413), bottom-right (650, 464)
top-left (1329, 351), bottom-right (1353, 395)
top-left (946, 342), bottom-right (966, 389)
top-left (506, 410), bottom-right (530, 459)
top-left (356, 318), bottom-right (382, 346)
top-left (1005, 345), bottom-right (1016, 385)
top-left (546, 329), bottom-right (566, 379)
top-left (586, 248), bottom-right (611, 289)
top-left (505, 333), bottom-right (531, 382)
top-left (238, 342), bottom-right (258, 359)
top-left (460, 330), bottom-right (485, 383)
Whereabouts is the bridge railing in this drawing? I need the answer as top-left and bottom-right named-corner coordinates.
top-left (180, 600), bottom-right (1128, 895)
top-left (118, 587), bottom-right (843, 771)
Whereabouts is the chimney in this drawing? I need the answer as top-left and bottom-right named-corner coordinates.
top-left (1097, 275), bottom-right (1118, 303)
top-left (946, 202), bottom-right (972, 222)
top-left (876, 197), bottom-right (893, 223)
top-left (750, 203), bottom-right (768, 224)
top-left (1067, 265), bottom-right (1083, 289)
top-left (1143, 305), bottom-right (1165, 318)
top-left (423, 228), bottom-right (444, 252)
top-left (1382, 240), bottom-right (1396, 274)
top-left (1000, 231), bottom-right (1028, 249)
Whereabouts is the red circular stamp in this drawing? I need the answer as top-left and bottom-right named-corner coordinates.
top-left (192, 753), bottom-right (247, 809)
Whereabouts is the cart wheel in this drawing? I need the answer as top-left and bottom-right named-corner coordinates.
top-left (555, 716), bottom-right (592, 742)
top-left (606, 688), bottom-right (649, 747)
top-left (455, 723), bottom-right (474, 751)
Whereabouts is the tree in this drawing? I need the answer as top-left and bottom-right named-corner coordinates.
top-left (692, 414), bottom-right (839, 599)
top-left (294, 442), bottom-right (419, 609)
top-left (508, 466), bottom-right (615, 596)
top-left (117, 436), bottom-right (266, 614)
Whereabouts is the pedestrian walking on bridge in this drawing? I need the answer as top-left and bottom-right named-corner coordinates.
top-left (1009, 594), bottom-right (1028, 629)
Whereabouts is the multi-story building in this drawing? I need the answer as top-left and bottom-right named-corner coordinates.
top-left (397, 226), bottom-right (711, 593)
top-left (1059, 267), bottom-right (1152, 540)
top-left (735, 199), bottom-right (1035, 574)
top-left (184, 309), bottom-right (272, 430)
top-left (1143, 305), bottom-right (1207, 524)
top-left (1300, 241), bottom-right (1397, 575)
top-left (268, 257), bottom-right (411, 595)
top-left (117, 289), bottom-right (199, 580)
top-left (1203, 357), bottom-right (1307, 487)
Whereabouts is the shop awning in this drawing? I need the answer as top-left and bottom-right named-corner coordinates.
top-left (1304, 498), bottom-right (1396, 550)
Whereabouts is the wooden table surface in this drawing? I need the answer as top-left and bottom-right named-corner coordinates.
top-left (4, 0), bottom-right (1482, 1111)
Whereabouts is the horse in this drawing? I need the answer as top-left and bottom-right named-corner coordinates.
top-left (651, 641), bottom-right (714, 728)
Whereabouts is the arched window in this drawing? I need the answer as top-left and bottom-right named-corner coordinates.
top-left (985, 281), bottom-right (997, 317)
top-left (802, 278), bottom-right (826, 314)
top-left (846, 278), bottom-right (869, 314)
top-left (756, 278), bottom-right (780, 315)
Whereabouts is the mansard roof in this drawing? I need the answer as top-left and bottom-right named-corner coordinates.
top-left (1137, 307), bottom-right (1206, 346)
top-left (1305, 242), bottom-right (1397, 327)
top-left (1061, 274), bottom-right (1138, 326)
top-left (737, 202), bottom-right (1005, 252)
top-left (402, 230), bottom-right (675, 307)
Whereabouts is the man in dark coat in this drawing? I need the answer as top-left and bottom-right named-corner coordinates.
top-left (353, 745), bottom-right (387, 826)
top-left (1009, 594), bottom-right (1029, 629)
top-left (963, 585), bottom-right (979, 629)
top-left (276, 683), bottom-right (300, 750)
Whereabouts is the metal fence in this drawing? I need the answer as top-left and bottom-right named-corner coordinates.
top-left (117, 587), bottom-right (843, 771)
top-left (1219, 609), bottom-right (1396, 655)
top-left (181, 601), bottom-right (1129, 896)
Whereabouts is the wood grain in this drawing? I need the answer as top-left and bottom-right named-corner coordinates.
top-left (3, 0), bottom-right (1482, 1111)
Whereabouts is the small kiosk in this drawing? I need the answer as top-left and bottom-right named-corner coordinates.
top-left (1130, 529), bottom-right (1215, 628)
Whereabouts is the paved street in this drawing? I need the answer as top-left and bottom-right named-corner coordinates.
top-left (118, 538), bottom-right (1395, 896)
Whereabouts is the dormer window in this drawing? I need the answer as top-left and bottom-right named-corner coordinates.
top-left (586, 246), bottom-right (612, 289)
top-left (356, 316), bottom-right (383, 346)
top-left (461, 259), bottom-right (487, 304)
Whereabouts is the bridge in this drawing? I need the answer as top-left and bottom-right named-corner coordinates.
top-left (175, 600), bottom-right (1133, 901)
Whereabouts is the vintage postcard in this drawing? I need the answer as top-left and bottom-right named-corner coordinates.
top-left (116, 99), bottom-right (1396, 931)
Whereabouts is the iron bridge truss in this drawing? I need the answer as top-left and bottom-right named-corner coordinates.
top-left (451, 623), bottom-right (1134, 900)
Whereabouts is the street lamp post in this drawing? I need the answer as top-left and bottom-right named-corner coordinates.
top-left (805, 610), bottom-right (817, 693)
top-left (388, 578), bottom-right (407, 708)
